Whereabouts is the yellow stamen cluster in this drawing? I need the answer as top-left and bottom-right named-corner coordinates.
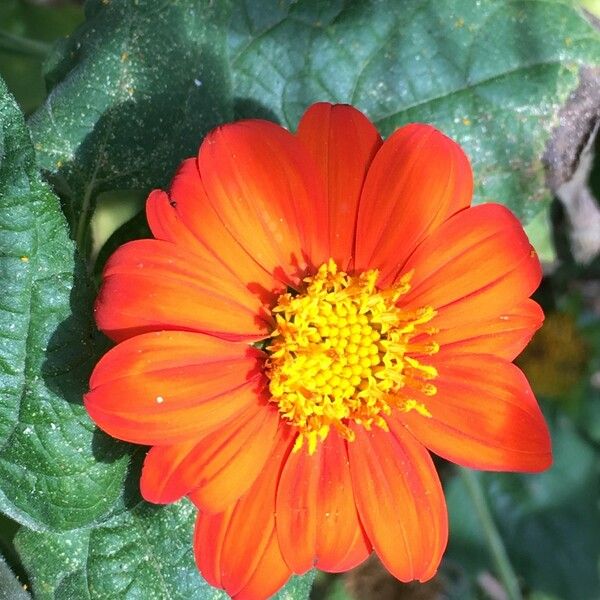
top-left (266, 259), bottom-right (439, 454)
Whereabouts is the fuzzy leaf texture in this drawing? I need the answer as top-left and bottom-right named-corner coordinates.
top-left (226, 0), bottom-right (600, 258)
top-left (229, 0), bottom-right (599, 219)
top-left (28, 0), bottom-right (233, 245)
top-left (15, 501), bottom-right (227, 600)
top-left (30, 1), bottom-right (600, 258)
top-left (0, 555), bottom-right (29, 600)
top-left (0, 76), bottom-right (131, 531)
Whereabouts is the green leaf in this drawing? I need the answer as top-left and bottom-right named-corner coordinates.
top-left (16, 500), bottom-right (222, 600)
top-left (310, 573), bottom-right (351, 600)
top-left (28, 0), bottom-right (233, 249)
top-left (228, 0), bottom-right (600, 233)
top-left (29, 1), bottom-right (600, 259)
top-left (16, 498), bottom-right (314, 600)
top-left (0, 77), bottom-right (130, 530)
top-left (446, 413), bottom-right (600, 598)
top-left (0, 554), bottom-right (29, 600)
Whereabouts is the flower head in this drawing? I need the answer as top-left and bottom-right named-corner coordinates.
top-left (85, 103), bottom-right (551, 599)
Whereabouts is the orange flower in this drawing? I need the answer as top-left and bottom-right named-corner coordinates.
top-left (85, 103), bottom-right (552, 599)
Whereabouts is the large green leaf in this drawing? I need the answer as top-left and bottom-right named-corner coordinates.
top-left (16, 498), bottom-right (315, 600)
top-left (28, 0), bottom-right (232, 247)
top-left (446, 413), bottom-right (600, 599)
top-left (228, 0), bottom-right (600, 228)
top-left (0, 78), bottom-right (130, 530)
top-left (15, 500), bottom-right (224, 600)
top-left (30, 1), bottom-right (600, 257)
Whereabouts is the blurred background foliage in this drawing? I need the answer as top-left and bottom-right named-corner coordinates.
top-left (1, 1), bottom-right (600, 599)
top-left (0, 0), bottom-right (82, 114)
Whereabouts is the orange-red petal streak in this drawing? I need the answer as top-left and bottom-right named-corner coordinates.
top-left (141, 403), bottom-right (279, 508)
top-left (276, 432), bottom-right (370, 574)
top-left (167, 158), bottom-right (283, 297)
top-left (185, 403), bottom-right (280, 513)
top-left (400, 203), bottom-right (542, 330)
top-left (194, 428), bottom-right (293, 599)
top-left (348, 425), bottom-right (447, 582)
top-left (140, 438), bottom-right (197, 504)
top-left (146, 189), bottom-right (201, 252)
top-left (432, 298), bottom-right (544, 361)
top-left (297, 102), bottom-right (381, 269)
top-left (95, 238), bottom-right (269, 342)
top-left (198, 120), bottom-right (328, 285)
top-left (395, 354), bottom-right (552, 472)
top-left (85, 331), bottom-right (265, 445)
top-left (355, 123), bottom-right (472, 286)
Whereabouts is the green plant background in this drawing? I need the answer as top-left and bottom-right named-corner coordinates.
top-left (1, 1), bottom-right (600, 599)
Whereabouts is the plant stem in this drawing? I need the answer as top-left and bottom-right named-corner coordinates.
top-left (459, 468), bottom-right (523, 600)
top-left (0, 30), bottom-right (50, 58)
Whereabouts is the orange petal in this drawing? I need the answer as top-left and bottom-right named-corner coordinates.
top-left (355, 124), bottom-right (472, 286)
top-left (146, 188), bottom-right (241, 270)
top-left (432, 298), bottom-right (544, 360)
top-left (399, 204), bottom-right (542, 330)
top-left (95, 238), bottom-right (270, 342)
top-left (297, 103), bottom-right (381, 268)
top-left (395, 354), bottom-right (552, 472)
top-left (85, 331), bottom-right (265, 445)
top-left (233, 528), bottom-right (291, 600)
top-left (167, 158), bottom-right (283, 297)
top-left (276, 432), bottom-right (370, 574)
top-left (141, 403), bottom-right (279, 508)
top-left (141, 439), bottom-right (197, 503)
top-left (145, 189), bottom-right (200, 251)
top-left (198, 120), bottom-right (328, 286)
top-left (348, 426), bottom-right (447, 583)
top-left (194, 429), bottom-right (294, 599)
top-left (331, 525), bottom-right (375, 574)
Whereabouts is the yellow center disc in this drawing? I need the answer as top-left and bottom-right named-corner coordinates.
top-left (266, 259), bottom-right (439, 454)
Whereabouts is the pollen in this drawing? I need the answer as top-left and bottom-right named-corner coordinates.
top-left (266, 259), bottom-right (439, 454)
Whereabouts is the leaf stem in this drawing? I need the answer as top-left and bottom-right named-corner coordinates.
top-left (459, 468), bottom-right (523, 600)
top-left (74, 155), bottom-right (102, 270)
top-left (0, 30), bottom-right (50, 58)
